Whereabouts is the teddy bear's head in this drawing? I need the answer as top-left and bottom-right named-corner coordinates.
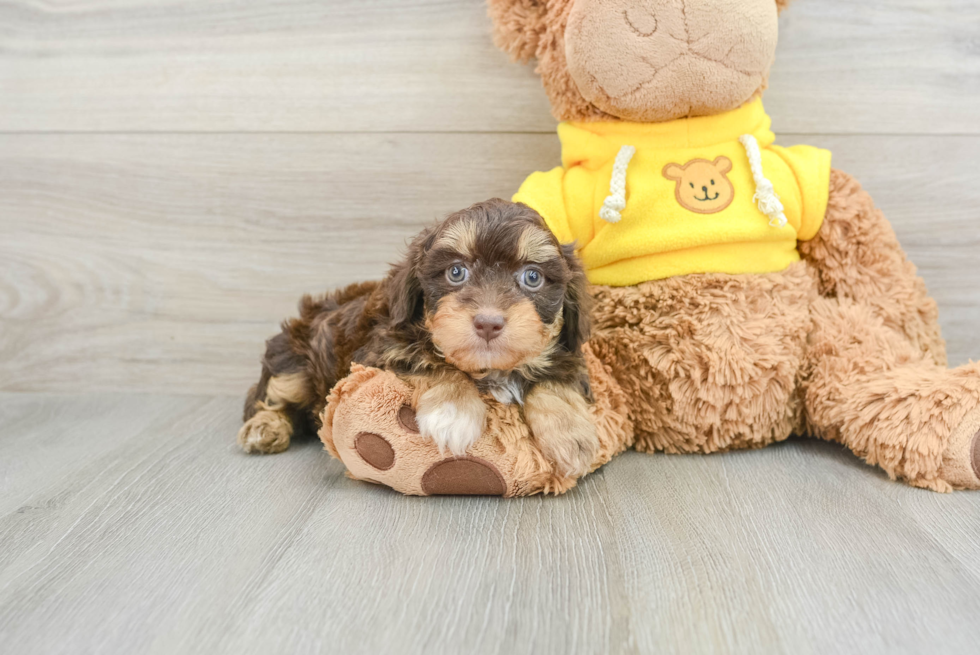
top-left (488, 0), bottom-right (790, 123)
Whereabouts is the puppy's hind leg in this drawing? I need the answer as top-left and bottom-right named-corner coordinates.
top-left (239, 333), bottom-right (312, 454)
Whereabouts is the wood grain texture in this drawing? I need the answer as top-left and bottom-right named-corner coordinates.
top-left (1, 0), bottom-right (978, 134)
top-left (1, 132), bottom-right (978, 394)
top-left (0, 393), bottom-right (978, 655)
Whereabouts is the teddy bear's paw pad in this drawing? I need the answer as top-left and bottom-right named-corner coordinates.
top-left (971, 430), bottom-right (980, 480)
top-left (354, 432), bottom-right (396, 471)
top-left (938, 408), bottom-right (980, 490)
top-left (397, 405), bottom-right (419, 433)
top-left (421, 456), bottom-right (507, 496)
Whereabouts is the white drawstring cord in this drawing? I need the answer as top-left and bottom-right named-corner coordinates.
top-left (739, 134), bottom-right (787, 228)
top-left (599, 145), bottom-right (636, 223)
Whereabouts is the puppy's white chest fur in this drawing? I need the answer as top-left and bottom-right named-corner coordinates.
top-left (477, 370), bottom-right (525, 406)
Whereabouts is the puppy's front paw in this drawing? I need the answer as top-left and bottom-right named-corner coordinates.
top-left (416, 395), bottom-right (486, 457)
top-left (534, 420), bottom-right (599, 479)
top-left (525, 384), bottom-right (600, 479)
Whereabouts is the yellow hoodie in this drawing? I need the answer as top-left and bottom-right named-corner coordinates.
top-left (512, 99), bottom-right (832, 287)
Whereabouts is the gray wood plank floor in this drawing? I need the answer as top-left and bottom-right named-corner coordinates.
top-left (2, 393), bottom-right (979, 655)
top-left (2, 0), bottom-right (980, 652)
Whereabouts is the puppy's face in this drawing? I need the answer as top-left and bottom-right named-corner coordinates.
top-left (388, 200), bottom-right (590, 375)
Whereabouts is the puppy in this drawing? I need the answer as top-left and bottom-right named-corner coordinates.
top-left (238, 199), bottom-right (598, 477)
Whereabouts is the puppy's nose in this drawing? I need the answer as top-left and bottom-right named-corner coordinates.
top-left (702, 185), bottom-right (708, 193)
top-left (473, 314), bottom-right (505, 343)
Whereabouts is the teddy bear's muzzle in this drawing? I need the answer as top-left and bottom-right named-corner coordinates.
top-left (563, 0), bottom-right (779, 122)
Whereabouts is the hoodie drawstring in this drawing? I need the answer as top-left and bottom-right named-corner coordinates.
top-left (599, 145), bottom-right (636, 223)
top-left (739, 134), bottom-right (787, 228)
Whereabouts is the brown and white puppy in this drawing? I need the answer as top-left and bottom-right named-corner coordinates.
top-left (239, 199), bottom-right (599, 477)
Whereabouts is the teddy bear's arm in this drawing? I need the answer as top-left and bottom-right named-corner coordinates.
top-left (797, 168), bottom-right (946, 365)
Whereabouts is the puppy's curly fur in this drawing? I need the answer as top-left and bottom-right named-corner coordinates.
top-left (239, 199), bottom-right (598, 475)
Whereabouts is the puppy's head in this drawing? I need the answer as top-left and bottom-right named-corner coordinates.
top-left (388, 199), bottom-right (590, 374)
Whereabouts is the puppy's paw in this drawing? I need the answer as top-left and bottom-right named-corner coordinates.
top-left (526, 384), bottom-right (600, 479)
top-left (238, 410), bottom-right (292, 454)
top-left (416, 393), bottom-right (486, 457)
top-left (535, 421), bottom-right (599, 479)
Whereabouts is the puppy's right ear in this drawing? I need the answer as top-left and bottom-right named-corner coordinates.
top-left (487, 0), bottom-right (548, 62)
top-left (387, 226), bottom-right (436, 328)
top-left (558, 243), bottom-right (592, 355)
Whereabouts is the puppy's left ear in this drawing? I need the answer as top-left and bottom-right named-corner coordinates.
top-left (387, 226), bottom-right (436, 328)
top-left (559, 243), bottom-right (591, 354)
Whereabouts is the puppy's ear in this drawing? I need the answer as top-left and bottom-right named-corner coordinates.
top-left (487, 0), bottom-right (548, 62)
top-left (387, 226), bottom-right (436, 328)
top-left (558, 243), bottom-right (592, 354)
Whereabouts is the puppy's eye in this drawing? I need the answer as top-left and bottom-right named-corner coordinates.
top-left (446, 264), bottom-right (469, 285)
top-left (520, 267), bottom-right (544, 291)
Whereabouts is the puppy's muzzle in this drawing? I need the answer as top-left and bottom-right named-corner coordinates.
top-left (473, 313), bottom-right (505, 343)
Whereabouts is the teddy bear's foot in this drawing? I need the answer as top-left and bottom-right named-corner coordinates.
top-left (353, 412), bottom-right (508, 495)
top-left (319, 349), bottom-right (633, 497)
top-left (937, 406), bottom-right (980, 491)
top-left (319, 366), bottom-right (557, 497)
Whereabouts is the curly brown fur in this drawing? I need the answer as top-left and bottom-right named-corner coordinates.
top-left (239, 199), bottom-right (593, 458)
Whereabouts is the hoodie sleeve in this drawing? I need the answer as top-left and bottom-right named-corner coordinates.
top-left (512, 167), bottom-right (574, 246)
top-left (769, 144), bottom-right (832, 242)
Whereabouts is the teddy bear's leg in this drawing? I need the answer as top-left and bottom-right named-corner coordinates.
top-left (588, 264), bottom-right (813, 455)
top-left (803, 297), bottom-right (980, 491)
top-left (798, 169), bottom-right (947, 365)
top-left (319, 351), bottom-right (632, 497)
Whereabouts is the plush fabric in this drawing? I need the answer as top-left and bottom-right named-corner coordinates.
top-left (487, 0), bottom-right (785, 123)
top-left (321, 345), bottom-right (634, 496)
top-left (512, 99), bottom-right (831, 285)
top-left (564, 0), bottom-right (779, 122)
top-left (319, 0), bottom-right (980, 495)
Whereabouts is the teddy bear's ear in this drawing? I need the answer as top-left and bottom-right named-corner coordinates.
top-left (662, 163), bottom-right (684, 181)
top-left (775, 0), bottom-right (792, 12)
top-left (713, 157), bottom-right (733, 174)
top-left (487, 0), bottom-right (549, 62)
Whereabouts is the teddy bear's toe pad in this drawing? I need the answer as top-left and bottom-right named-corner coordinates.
top-left (354, 432), bottom-right (395, 471)
top-left (421, 457), bottom-right (507, 496)
top-left (971, 431), bottom-right (980, 480)
top-left (938, 407), bottom-right (980, 490)
top-left (398, 405), bottom-right (419, 433)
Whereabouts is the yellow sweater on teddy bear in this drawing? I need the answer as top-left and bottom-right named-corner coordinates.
top-left (513, 99), bottom-right (832, 286)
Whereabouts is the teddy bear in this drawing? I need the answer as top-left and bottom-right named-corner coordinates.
top-left (318, 0), bottom-right (980, 496)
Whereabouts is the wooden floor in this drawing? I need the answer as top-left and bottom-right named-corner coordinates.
top-left (3, 394), bottom-right (980, 654)
top-left (2, 1), bottom-right (980, 653)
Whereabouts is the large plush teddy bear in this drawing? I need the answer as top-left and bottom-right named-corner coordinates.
top-left (319, 0), bottom-right (980, 496)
